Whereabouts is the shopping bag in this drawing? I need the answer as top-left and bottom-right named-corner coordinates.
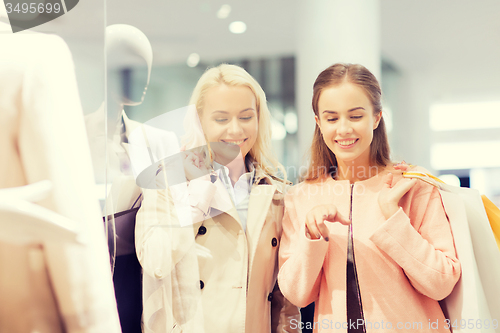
top-left (442, 184), bottom-right (500, 328)
top-left (403, 171), bottom-right (500, 332)
top-left (439, 190), bottom-right (496, 333)
top-left (482, 195), bottom-right (500, 252)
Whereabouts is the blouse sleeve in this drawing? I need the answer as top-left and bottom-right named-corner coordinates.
top-left (370, 181), bottom-right (461, 300)
top-left (278, 187), bottom-right (329, 308)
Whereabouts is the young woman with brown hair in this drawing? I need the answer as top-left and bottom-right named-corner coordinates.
top-left (278, 63), bottom-right (461, 333)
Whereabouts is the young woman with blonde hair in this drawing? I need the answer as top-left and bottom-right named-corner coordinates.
top-left (136, 64), bottom-right (299, 333)
top-left (278, 63), bottom-right (461, 332)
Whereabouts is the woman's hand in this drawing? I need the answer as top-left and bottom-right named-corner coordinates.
top-left (305, 204), bottom-right (350, 241)
top-left (378, 173), bottom-right (417, 219)
top-left (183, 150), bottom-right (209, 181)
top-left (393, 160), bottom-right (411, 172)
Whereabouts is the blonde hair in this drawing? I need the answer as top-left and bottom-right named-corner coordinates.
top-left (182, 64), bottom-right (285, 181)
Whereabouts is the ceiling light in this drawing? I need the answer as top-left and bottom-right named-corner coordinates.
top-left (217, 5), bottom-right (231, 19)
top-left (229, 21), bottom-right (246, 34)
top-left (187, 53), bottom-right (200, 67)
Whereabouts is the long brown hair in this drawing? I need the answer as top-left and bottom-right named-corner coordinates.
top-left (304, 63), bottom-right (391, 182)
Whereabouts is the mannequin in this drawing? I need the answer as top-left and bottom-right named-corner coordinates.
top-left (88, 24), bottom-right (178, 333)
top-left (85, 25), bottom-right (155, 263)
top-left (0, 10), bottom-right (121, 333)
top-left (86, 24), bottom-right (153, 213)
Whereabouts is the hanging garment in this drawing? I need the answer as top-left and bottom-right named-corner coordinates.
top-left (0, 23), bottom-right (121, 333)
top-left (105, 194), bottom-right (142, 333)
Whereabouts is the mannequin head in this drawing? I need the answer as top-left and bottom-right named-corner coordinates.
top-left (106, 24), bottom-right (153, 112)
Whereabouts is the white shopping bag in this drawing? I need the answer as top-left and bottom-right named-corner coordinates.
top-left (439, 190), bottom-right (495, 332)
top-left (440, 185), bottom-right (500, 333)
top-left (404, 171), bottom-right (500, 332)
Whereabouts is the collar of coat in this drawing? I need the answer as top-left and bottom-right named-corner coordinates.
top-left (245, 155), bottom-right (290, 194)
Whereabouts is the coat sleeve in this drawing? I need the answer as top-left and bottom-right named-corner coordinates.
top-left (370, 181), bottom-right (461, 300)
top-left (135, 170), bottom-right (213, 332)
top-left (135, 169), bottom-right (216, 279)
top-left (278, 187), bottom-right (329, 308)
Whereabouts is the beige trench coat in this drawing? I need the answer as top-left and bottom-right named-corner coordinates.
top-left (0, 25), bottom-right (121, 333)
top-left (136, 165), bottom-right (300, 333)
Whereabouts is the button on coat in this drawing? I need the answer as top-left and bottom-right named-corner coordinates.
top-left (198, 225), bottom-right (207, 235)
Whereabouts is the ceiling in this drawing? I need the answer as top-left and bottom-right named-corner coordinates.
top-left (33, 0), bottom-right (500, 102)
top-left (380, 0), bottom-right (500, 101)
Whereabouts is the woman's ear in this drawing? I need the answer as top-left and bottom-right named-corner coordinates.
top-left (373, 112), bottom-right (382, 130)
top-left (315, 115), bottom-right (321, 130)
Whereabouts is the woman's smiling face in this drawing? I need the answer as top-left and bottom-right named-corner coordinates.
top-left (315, 82), bottom-right (381, 167)
top-left (200, 84), bottom-right (258, 162)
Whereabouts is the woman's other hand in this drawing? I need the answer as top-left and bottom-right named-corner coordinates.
top-left (393, 160), bottom-right (411, 171)
top-left (378, 173), bottom-right (417, 219)
top-left (305, 205), bottom-right (351, 241)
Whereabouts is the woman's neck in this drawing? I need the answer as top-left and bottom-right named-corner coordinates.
top-left (225, 152), bottom-right (247, 186)
top-left (336, 159), bottom-right (383, 183)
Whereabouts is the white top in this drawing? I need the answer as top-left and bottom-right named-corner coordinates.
top-left (215, 162), bottom-right (255, 232)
